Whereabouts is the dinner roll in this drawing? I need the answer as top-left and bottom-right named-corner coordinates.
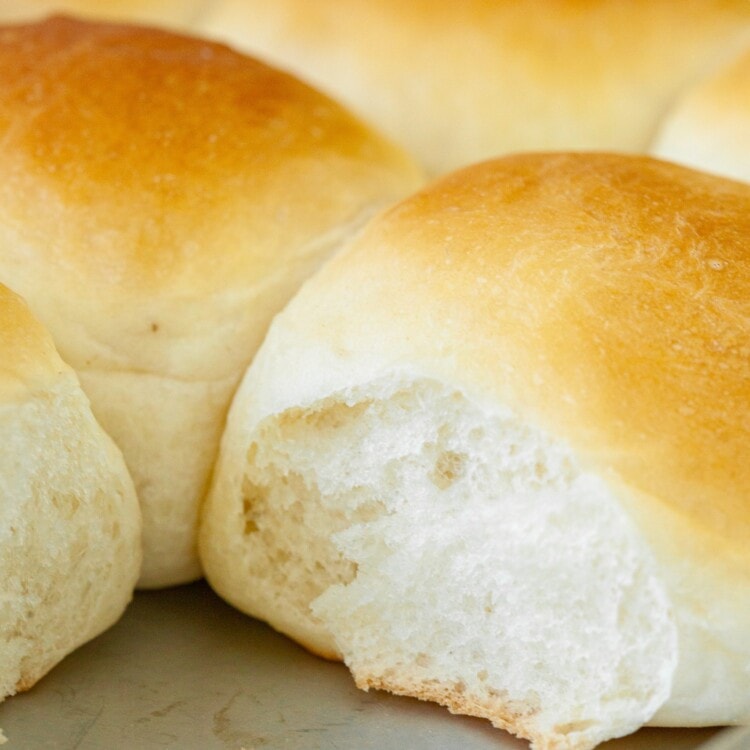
top-left (0, 16), bottom-right (422, 588)
top-left (198, 0), bottom-right (750, 174)
top-left (200, 153), bottom-right (750, 749)
top-left (651, 47), bottom-right (750, 183)
top-left (0, 283), bottom-right (140, 707)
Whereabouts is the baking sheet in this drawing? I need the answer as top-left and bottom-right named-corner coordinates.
top-left (0, 582), bottom-right (725, 749)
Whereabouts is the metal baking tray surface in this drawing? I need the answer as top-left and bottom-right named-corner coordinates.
top-left (0, 582), bottom-right (728, 749)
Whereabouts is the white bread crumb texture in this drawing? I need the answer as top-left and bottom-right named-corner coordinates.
top-left (226, 376), bottom-right (679, 750)
top-left (0, 380), bottom-right (140, 700)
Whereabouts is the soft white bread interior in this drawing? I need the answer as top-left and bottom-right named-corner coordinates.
top-left (0, 283), bottom-right (141, 704)
top-left (197, 0), bottom-right (750, 174)
top-left (651, 47), bottom-right (750, 183)
top-left (200, 153), bottom-right (750, 750)
top-left (0, 16), bottom-right (422, 588)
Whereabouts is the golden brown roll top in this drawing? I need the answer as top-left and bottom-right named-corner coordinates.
top-left (0, 16), bottom-right (419, 333)
top-left (0, 16), bottom-right (423, 587)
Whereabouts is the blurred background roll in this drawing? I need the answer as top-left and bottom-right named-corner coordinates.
top-left (4, 2), bottom-right (750, 176)
top-left (197, 0), bottom-right (750, 174)
top-left (652, 47), bottom-right (750, 183)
